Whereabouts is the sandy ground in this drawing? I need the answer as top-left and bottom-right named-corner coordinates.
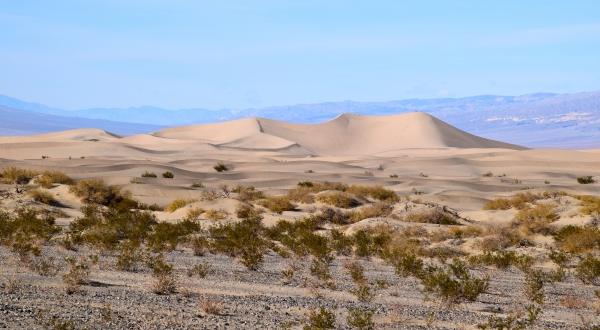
top-left (1, 113), bottom-right (600, 329)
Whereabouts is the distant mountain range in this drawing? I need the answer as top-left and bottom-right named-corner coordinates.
top-left (0, 91), bottom-right (599, 149)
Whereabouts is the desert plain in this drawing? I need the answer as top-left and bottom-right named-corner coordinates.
top-left (1, 112), bottom-right (600, 329)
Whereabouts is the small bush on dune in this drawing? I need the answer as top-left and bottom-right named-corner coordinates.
top-left (287, 187), bottom-right (315, 204)
top-left (165, 198), bottom-right (197, 213)
top-left (205, 208), bottom-right (229, 220)
top-left (141, 171), bottom-right (157, 178)
top-left (404, 208), bottom-right (459, 225)
top-left (346, 185), bottom-right (399, 202)
top-left (213, 162), bottom-right (228, 172)
top-left (28, 189), bottom-right (58, 206)
top-left (483, 198), bottom-right (512, 210)
top-left (186, 207), bottom-right (205, 220)
top-left (468, 250), bottom-right (534, 272)
top-left (258, 196), bottom-right (296, 214)
top-left (514, 203), bottom-right (559, 223)
top-left (162, 171), bottom-right (174, 179)
top-left (420, 259), bottom-right (489, 306)
top-left (146, 219), bottom-right (200, 252)
top-left (234, 186), bottom-right (266, 202)
top-left (297, 181), bottom-right (314, 188)
top-left (0, 167), bottom-right (38, 184)
top-left (313, 207), bottom-right (351, 225)
top-left (316, 191), bottom-right (359, 208)
top-left (235, 203), bottom-right (263, 219)
top-left (190, 182), bottom-right (204, 188)
top-left (70, 178), bottom-right (130, 206)
top-left (573, 195), bottom-right (600, 215)
top-left (347, 202), bottom-right (393, 223)
top-left (37, 170), bottom-right (73, 188)
top-left (578, 176), bottom-right (596, 184)
top-left (554, 225), bottom-right (600, 253)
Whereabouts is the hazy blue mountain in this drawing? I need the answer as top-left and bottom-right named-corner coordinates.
top-left (0, 106), bottom-right (165, 136)
top-left (1, 91), bottom-right (599, 148)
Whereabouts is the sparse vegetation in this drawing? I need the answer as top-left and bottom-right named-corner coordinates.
top-left (190, 182), bottom-right (204, 188)
top-left (316, 191), bottom-right (359, 208)
top-left (162, 171), bottom-right (174, 178)
top-left (28, 189), bottom-right (58, 205)
top-left (482, 172), bottom-right (493, 177)
top-left (70, 178), bottom-right (131, 206)
top-left (141, 171), bottom-right (157, 178)
top-left (205, 208), bottom-right (229, 220)
top-left (304, 306), bottom-right (336, 330)
top-left (37, 170), bottom-right (73, 188)
top-left (578, 176), bottom-right (596, 184)
top-left (165, 198), bottom-right (197, 213)
top-left (258, 196), bottom-right (295, 214)
top-left (213, 162), bottom-right (228, 172)
top-left (0, 167), bottom-right (38, 184)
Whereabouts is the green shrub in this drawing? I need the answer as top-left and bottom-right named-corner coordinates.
top-left (482, 172), bottom-right (493, 177)
top-left (554, 225), bottom-right (600, 253)
top-left (420, 259), bottom-right (489, 306)
top-left (346, 185), bottom-right (399, 202)
top-left (575, 254), bottom-right (600, 285)
top-left (115, 240), bottom-right (144, 272)
top-left (37, 170), bottom-right (73, 188)
top-left (234, 186), bottom-right (266, 202)
top-left (468, 251), bottom-right (534, 272)
top-left (313, 207), bottom-right (350, 225)
top-left (63, 256), bottom-right (91, 294)
top-left (316, 191), bottom-right (358, 208)
top-left (0, 208), bottom-right (61, 244)
top-left (187, 262), bottom-right (214, 278)
top-left (258, 196), bottom-right (295, 214)
top-left (548, 250), bottom-right (572, 267)
top-left (162, 171), bottom-right (174, 179)
top-left (150, 256), bottom-right (177, 295)
top-left (213, 162), bottom-right (228, 172)
top-left (165, 198), bottom-right (197, 213)
top-left (191, 236), bottom-right (210, 256)
top-left (190, 182), bottom-right (204, 188)
top-left (28, 189), bottom-right (58, 205)
top-left (389, 174), bottom-right (398, 178)
top-left (70, 178), bottom-right (130, 206)
top-left (346, 308), bottom-right (374, 330)
top-left (287, 187), bottom-right (315, 204)
top-left (578, 176), bottom-right (596, 184)
top-left (298, 181), bottom-right (314, 187)
top-left (330, 229), bottom-right (353, 256)
top-left (209, 217), bottom-right (268, 270)
top-left (304, 306), bottom-right (336, 330)
top-left (146, 219), bottom-right (200, 252)
top-left (353, 230), bottom-right (390, 258)
top-left (141, 171), bottom-right (157, 178)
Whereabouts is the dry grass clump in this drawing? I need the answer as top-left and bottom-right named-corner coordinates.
top-left (430, 225), bottom-right (482, 243)
top-left (185, 207), bottom-right (205, 220)
top-left (28, 189), bottom-right (58, 205)
top-left (474, 224), bottom-right (527, 251)
top-left (37, 170), bottom-right (73, 188)
top-left (346, 184), bottom-right (399, 202)
top-left (0, 167), bottom-right (38, 184)
top-left (199, 295), bottom-right (223, 315)
top-left (483, 191), bottom-right (567, 211)
top-left (573, 195), bottom-right (600, 215)
top-left (205, 208), bottom-right (229, 220)
top-left (287, 187), bottom-right (315, 204)
top-left (554, 225), bottom-right (600, 253)
top-left (235, 203), bottom-right (263, 219)
top-left (150, 257), bottom-right (178, 295)
top-left (316, 191), bottom-right (359, 208)
top-left (403, 208), bottom-right (459, 225)
top-left (258, 196), bottom-right (296, 214)
top-left (483, 198), bottom-right (511, 210)
top-left (314, 207), bottom-right (351, 225)
top-left (166, 198), bottom-right (198, 213)
top-left (514, 203), bottom-right (559, 223)
top-left (233, 185), bottom-right (266, 202)
top-left (70, 178), bottom-right (131, 206)
top-left (346, 202), bottom-right (393, 222)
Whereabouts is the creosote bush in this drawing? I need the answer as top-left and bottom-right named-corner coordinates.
top-left (575, 254), bottom-right (600, 285)
top-left (141, 171), bottom-right (157, 178)
top-left (37, 170), bottom-right (73, 188)
top-left (304, 306), bottom-right (336, 330)
top-left (420, 259), bottom-right (490, 306)
top-left (186, 207), bottom-right (205, 220)
top-left (235, 203), bottom-right (263, 219)
top-left (553, 225), bottom-right (600, 253)
top-left (210, 217), bottom-right (268, 270)
top-left (165, 198), bottom-right (198, 213)
top-left (468, 250), bottom-right (534, 272)
top-left (404, 208), bottom-right (459, 225)
top-left (0, 167), bottom-right (38, 184)
top-left (70, 178), bottom-right (131, 206)
top-left (63, 256), bottom-right (91, 294)
top-left (234, 185), bottom-right (266, 202)
top-left (205, 208), bottom-right (229, 220)
top-left (316, 191), bottom-right (359, 208)
top-left (258, 196), bottom-right (295, 214)
top-left (28, 189), bottom-right (58, 206)
top-left (213, 162), bottom-right (228, 172)
top-left (190, 182), bottom-right (204, 188)
top-left (162, 171), bottom-right (174, 179)
top-left (578, 176), bottom-right (596, 184)
top-left (146, 219), bottom-right (200, 252)
top-left (150, 256), bottom-right (177, 295)
top-left (347, 308), bottom-right (374, 330)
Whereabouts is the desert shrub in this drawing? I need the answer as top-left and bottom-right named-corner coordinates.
top-left (390, 174), bottom-right (398, 178)
top-left (347, 308), bottom-right (374, 330)
top-left (258, 196), bottom-right (295, 214)
top-left (235, 203), bottom-right (263, 219)
top-left (234, 186), bottom-right (266, 202)
top-left (330, 229), bottom-right (353, 256)
top-left (146, 219), bottom-right (200, 252)
top-left (389, 252), bottom-right (426, 279)
top-left (304, 306), bottom-right (336, 330)
top-left (190, 182), bottom-right (204, 188)
top-left (305, 170), bottom-right (315, 173)
top-left (575, 254), bottom-right (600, 285)
top-left (404, 208), bottom-right (459, 225)
top-left (287, 187), bottom-right (315, 204)
top-left (468, 251), bottom-right (534, 272)
top-left (0, 208), bottom-right (61, 244)
top-left (312, 207), bottom-right (351, 225)
top-left (70, 178), bottom-right (130, 206)
top-left (199, 295), bottom-right (223, 315)
top-left (165, 198), bottom-right (197, 213)
top-left (554, 225), bottom-right (600, 253)
top-left (316, 191), bottom-right (358, 208)
top-left (129, 177), bottom-right (142, 184)
top-left (514, 203), bottom-right (559, 223)
top-left (578, 176), bottom-right (596, 184)
top-left (63, 256), bottom-right (91, 294)
top-left (573, 195), bottom-right (600, 215)
top-left (346, 185), bottom-right (399, 202)
top-left (312, 181), bottom-right (348, 193)
top-left (187, 262), bottom-right (214, 278)
top-left (347, 202), bottom-right (393, 223)
top-left (483, 198), bottom-right (512, 210)
top-left (28, 189), bottom-right (58, 205)
top-left (32, 256), bottom-right (60, 277)
top-left (420, 259), bottom-right (489, 306)
top-left (209, 217), bottom-right (268, 270)
top-left (345, 260), bottom-right (388, 302)
top-left (205, 208), bottom-right (229, 220)
top-left (353, 230), bottom-right (390, 258)
top-left (161, 171), bottom-right (174, 178)
top-left (141, 171), bottom-right (157, 178)
top-left (475, 224), bottom-right (527, 251)
top-left (37, 170), bottom-right (73, 188)
top-left (482, 172), bottom-right (493, 177)
top-left (510, 192), bottom-right (544, 210)
top-left (185, 207), bottom-right (205, 220)
top-left (444, 225), bottom-right (483, 240)
top-left (0, 167), bottom-right (38, 184)
top-left (298, 181), bottom-right (314, 187)
top-left (213, 162), bottom-right (228, 172)
top-left (115, 240), bottom-right (145, 272)
top-left (548, 250), bottom-right (572, 267)
top-left (150, 256), bottom-right (177, 295)
top-left (190, 236), bottom-right (210, 256)
top-left (200, 189), bottom-right (219, 201)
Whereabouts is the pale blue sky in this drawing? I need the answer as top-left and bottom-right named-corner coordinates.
top-left (1, 1), bottom-right (599, 110)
